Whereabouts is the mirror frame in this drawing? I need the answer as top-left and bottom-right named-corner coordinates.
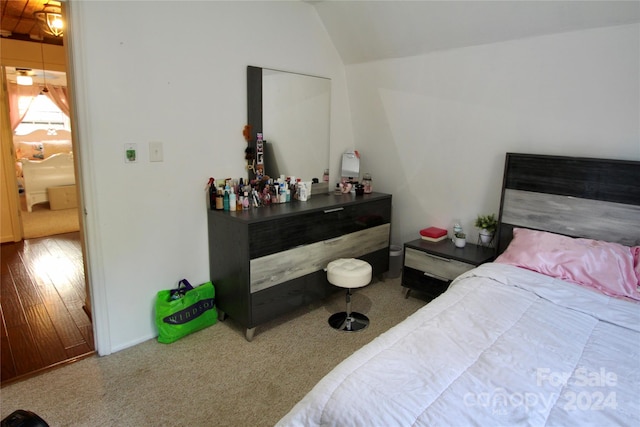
top-left (247, 66), bottom-right (262, 180)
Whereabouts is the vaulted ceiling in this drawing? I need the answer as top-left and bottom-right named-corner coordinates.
top-left (309, 0), bottom-right (640, 65)
top-left (2, 0), bottom-right (639, 63)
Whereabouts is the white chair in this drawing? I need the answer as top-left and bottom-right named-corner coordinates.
top-left (326, 258), bottom-right (372, 332)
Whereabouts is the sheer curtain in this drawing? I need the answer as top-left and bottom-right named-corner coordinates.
top-left (7, 82), bottom-right (41, 131)
top-left (42, 84), bottom-right (70, 118)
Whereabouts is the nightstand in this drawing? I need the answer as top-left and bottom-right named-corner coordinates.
top-left (401, 238), bottom-right (495, 300)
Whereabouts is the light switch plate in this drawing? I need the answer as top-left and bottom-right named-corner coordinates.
top-left (149, 141), bottom-right (163, 162)
top-left (124, 143), bottom-right (137, 163)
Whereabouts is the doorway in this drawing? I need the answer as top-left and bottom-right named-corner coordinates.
top-left (9, 74), bottom-right (80, 240)
top-left (0, 0), bottom-right (94, 383)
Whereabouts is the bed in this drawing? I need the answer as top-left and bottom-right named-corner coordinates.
top-left (277, 153), bottom-right (640, 426)
top-left (13, 129), bottom-right (75, 212)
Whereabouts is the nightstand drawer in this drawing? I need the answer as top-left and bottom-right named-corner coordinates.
top-left (404, 247), bottom-right (475, 281)
top-left (402, 266), bottom-right (450, 298)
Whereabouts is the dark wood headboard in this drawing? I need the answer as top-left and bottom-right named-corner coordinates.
top-left (496, 153), bottom-right (640, 254)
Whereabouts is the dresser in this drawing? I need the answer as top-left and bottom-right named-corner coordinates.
top-left (402, 238), bottom-right (495, 300)
top-left (207, 192), bottom-right (391, 340)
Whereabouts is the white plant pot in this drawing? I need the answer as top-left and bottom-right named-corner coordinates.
top-left (479, 229), bottom-right (493, 244)
top-left (454, 237), bottom-right (466, 248)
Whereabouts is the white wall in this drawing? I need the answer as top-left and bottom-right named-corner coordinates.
top-left (67, 1), bottom-right (352, 354)
top-left (345, 24), bottom-right (640, 247)
top-left (68, 0), bottom-right (639, 355)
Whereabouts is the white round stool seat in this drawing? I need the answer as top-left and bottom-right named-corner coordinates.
top-left (327, 258), bottom-right (372, 289)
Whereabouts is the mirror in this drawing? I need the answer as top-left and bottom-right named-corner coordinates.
top-left (247, 66), bottom-right (331, 185)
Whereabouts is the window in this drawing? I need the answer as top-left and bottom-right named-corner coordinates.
top-left (14, 93), bottom-right (70, 135)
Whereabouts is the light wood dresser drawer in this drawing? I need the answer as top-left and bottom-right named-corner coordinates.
top-left (404, 247), bottom-right (474, 281)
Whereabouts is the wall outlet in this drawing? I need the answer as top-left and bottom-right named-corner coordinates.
top-left (124, 143), bottom-right (137, 163)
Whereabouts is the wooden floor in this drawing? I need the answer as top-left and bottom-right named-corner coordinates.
top-left (1, 232), bottom-right (94, 386)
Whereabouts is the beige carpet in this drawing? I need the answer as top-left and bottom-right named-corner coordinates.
top-left (20, 195), bottom-right (80, 239)
top-left (0, 277), bottom-right (429, 426)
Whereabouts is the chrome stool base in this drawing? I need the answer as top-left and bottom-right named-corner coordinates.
top-left (328, 311), bottom-right (369, 332)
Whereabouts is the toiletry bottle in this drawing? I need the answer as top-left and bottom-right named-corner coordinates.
top-left (223, 188), bottom-right (230, 211)
top-left (362, 173), bottom-right (373, 194)
top-left (323, 169), bottom-right (329, 182)
top-left (229, 189), bottom-right (236, 211)
top-left (262, 185), bottom-right (270, 206)
top-left (298, 183), bottom-right (307, 201)
top-left (207, 177), bottom-right (215, 209)
top-left (243, 191), bottom-right (250, 210)
top-left (215, 188), bottom-right (224, 210)
top-left (237, 192), bottom-right (243, 211)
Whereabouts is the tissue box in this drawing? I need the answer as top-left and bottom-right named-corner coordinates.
top-left (48, 185), bottom-right (77, 210)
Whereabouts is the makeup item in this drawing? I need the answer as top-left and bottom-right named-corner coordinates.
top-left (215, 188), bottom-right (224, 210)
top-left (323, 169), bottom-right (329, 182)
top-left (237, 192), bottom-right (243, 211)
top-left (362, 173), bottom-right (373, 194)
top-left (298, 183), bottom-right (308, 201)
top-left (223, 188), bottom-right (230, 211)
top-left (229, 189), bottom-right (236, 211)
top-left (243, 192), bottom-right (250, 210)
top-left (279, 183), bottom-right (287, 203)
top-left (207, 177), bottom-right (215, 209)
top-left (263, 186), bottom-right (271, 206)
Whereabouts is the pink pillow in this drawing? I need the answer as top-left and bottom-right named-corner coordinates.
top-left (495, 228), bottom-right (640, 301)
top-left (633, 246), bottom-right (640, 285)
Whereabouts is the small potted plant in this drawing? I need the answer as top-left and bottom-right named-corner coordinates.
top-left (454, 232), bottom-right (466, 248)
top-left (474, 213), bottom-right (498, 245)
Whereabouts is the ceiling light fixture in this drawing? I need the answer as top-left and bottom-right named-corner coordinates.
top-left (33, 1), bottom-right (64, 38)
top-left (16, 70), bottom-right (34, 86)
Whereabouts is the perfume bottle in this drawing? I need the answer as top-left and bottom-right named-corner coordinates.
top-left (362, 173), bottom-right (372, 193)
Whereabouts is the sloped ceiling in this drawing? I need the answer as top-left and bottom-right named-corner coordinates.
top-left (309, 0), bottom-right (640, 65)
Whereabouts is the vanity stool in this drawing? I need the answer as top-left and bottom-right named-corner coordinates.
top-left (326, 258), bottom-right (372, 332)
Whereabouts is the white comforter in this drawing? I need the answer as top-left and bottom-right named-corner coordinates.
top-left (278, 263), bottom-right (640, 427)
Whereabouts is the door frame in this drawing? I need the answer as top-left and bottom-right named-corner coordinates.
top-left (0, 67), bottom-right (22, 243)
top-left (64, 0), bottom-right (110, 355)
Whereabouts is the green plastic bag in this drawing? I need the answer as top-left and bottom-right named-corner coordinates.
top-left (155, 279), bottom-right (217, 344)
